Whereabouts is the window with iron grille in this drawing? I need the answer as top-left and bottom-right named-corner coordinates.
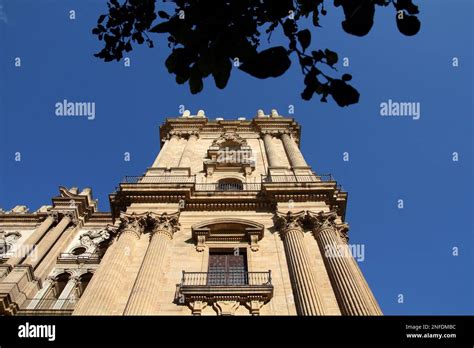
top-left (207, 249), bottom-right (248, 286)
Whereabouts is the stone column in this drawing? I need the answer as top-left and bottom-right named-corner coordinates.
top-left (262, 132), bottom-right (280, 167)
top-left (281, 133), bottom-right (307, 167)
top-left (72, 213), bottom-right (147, 315)
top-left (53, 276), bottom-right (79, 310)
top-left (23, 215), bottom-right (71, 269)
top-left (275, 211), bottom-right (326, 315)
top-left (178, 133), bottom-right (198, 168)
top-left (307, 211), bottom-right (382, 315)
top-left (6, 214), bottom-right (56, 267)
top-left (153, 134), bottom-right (180, 167)
top-left (124, 212), bottom-right (180, 315)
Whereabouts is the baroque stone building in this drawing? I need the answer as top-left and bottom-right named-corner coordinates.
top-left (0, 110), bottom-right (382, 316)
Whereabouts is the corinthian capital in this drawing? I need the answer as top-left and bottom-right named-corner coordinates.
top-left (119, 212), bottom-right (148, 238)
top-left (274, 210), bottom-right (306, 237)
top-left (148, 212), bottom-right (180, 239)
top-left (307, 210), bottom-right (349, 242)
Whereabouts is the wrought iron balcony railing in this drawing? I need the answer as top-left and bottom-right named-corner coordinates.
top-left (122, 175), bottom-right (196, 184)
top-left (261, 174), bottom-right (342, 190)
top-left (195, 183), bottom-right (261, 191)
top-left (120, 174), bottom-right (342, 190)
top-left (261, 174), bottom-right (334, 182)
top-left (180, 271), bottom-right (272, 287)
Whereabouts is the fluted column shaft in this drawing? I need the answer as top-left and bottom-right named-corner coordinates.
top-left (262, 133), bottom-right (280, 167)
top-left (73, 217), bottom-right (144, 315)
top-left (281, 133), bottom-right (307, 167)
top-left (178, 134), bottom-right (198, 168)
top-left (6, 215), bottom-right (55, 267)
top-left (23, 216), bottom-right (71, 269)
top-left (124, 230), bottom-right (171, 314)
top-left (278, 220), bottom-right (325, 315)
top-left (124, 212), bottom-right (179, 315)
top-left (315, 227), bottom-right (382, 315)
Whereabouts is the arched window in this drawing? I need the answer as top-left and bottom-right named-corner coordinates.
top-left (53, 273), bottom-right (70, 299)
top-left (217, 178), bottom-right (243, 191)
top-left (78, 272), bottom-right (93, 296)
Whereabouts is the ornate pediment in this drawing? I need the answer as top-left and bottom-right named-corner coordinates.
top-left (191, 218), bottom-right (264, 252)
top-left (211, 132), bottom-right (248, 149)
top-left (204, 132), bottom-right (255, 176)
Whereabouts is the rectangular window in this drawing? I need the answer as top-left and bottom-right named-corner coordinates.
top-left (208, 249), bottom-right (248, 286)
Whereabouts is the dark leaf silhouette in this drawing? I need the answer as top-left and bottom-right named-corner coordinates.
top-left (239, 47), bottom-right (291, 79)
top-left (92, 0), bottom-right (420, 107)
top-left (396, 13), bottom-right (421, 36)
top-left (329, 79), bottom-right (360, 107)
top-left (212, 56), bottom-right (232, 89)
top-left (297, 29), bottom-right (311, 51)
top-left (342, 74), bottom-right (352, 81)
top-left (324, 49), bottom-right (338, 66)
top-left (336, 0), bottom-right (376, 37)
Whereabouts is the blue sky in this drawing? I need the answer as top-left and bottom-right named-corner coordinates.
top-left (0, 0), bottom-right (472, 315)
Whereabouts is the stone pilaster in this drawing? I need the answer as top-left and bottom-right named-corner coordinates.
top-left (281, 133), bottom-right (307, 167)
top-left (307, 211), bottom-right (382, 315)
top-left (124, 212), bottom-right (180, 315)
top-left (274, 211), bottom-right (326, 315)
top-left (262, 132), bottom-right (280, 167)
top-left (6, 214), bottom-right (56, 267)
top-left (72, 212), bottom-right (147, 315)
top-left (153, 133), bottom-right (180, 168)
top-left (23, 214), bottom-right (71, 269)
top-left (178, 133), bottom-right (198, 168)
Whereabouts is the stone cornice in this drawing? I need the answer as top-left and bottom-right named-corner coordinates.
top-left (0, 213), bottom-right (49, 225)
top-left (159, 116), bottom-right (302, 144)
top-left (109, 182), bottom-right (347, 219)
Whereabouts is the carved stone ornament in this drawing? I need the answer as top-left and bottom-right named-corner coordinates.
top-left (274, 211), bottom-right (306, 233)
top-left (79, 227), bottom-right (114, 253)
top-left (118, 211), bottom-right (180, 239)
top-left (307, 210), bottom-right (349, 243)
top-left (211, 132), bottom-right (248, 148)
top-left (148, 212), bottom-right (181, 239)
top-left (0, 231), bottom-right (21, 255)
top-left (118, 212), bottom-right (149, 238)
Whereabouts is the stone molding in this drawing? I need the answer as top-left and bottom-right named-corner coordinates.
top-left (191, 218), bottom-right (264, 252)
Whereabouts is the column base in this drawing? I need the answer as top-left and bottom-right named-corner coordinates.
top-left (0, 265), bottom-right (38, 315)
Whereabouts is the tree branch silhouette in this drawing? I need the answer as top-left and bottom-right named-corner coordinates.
top-left (92, 0), bottom-right (420, 107)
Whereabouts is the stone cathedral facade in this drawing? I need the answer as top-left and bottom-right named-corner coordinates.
top-left (0, 110), bottom-right (382, 316)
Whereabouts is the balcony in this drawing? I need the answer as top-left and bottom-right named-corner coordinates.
top-left (178, 271), bottom-right (273, 304)
top-left (195, 182), bottom-right (261, 191)
top-left (122, 175), bottom-right (196, 184)
top-left (121, 174), bottom-right (340, 188)
top-left (261, 174), bottom-right (342, 190)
